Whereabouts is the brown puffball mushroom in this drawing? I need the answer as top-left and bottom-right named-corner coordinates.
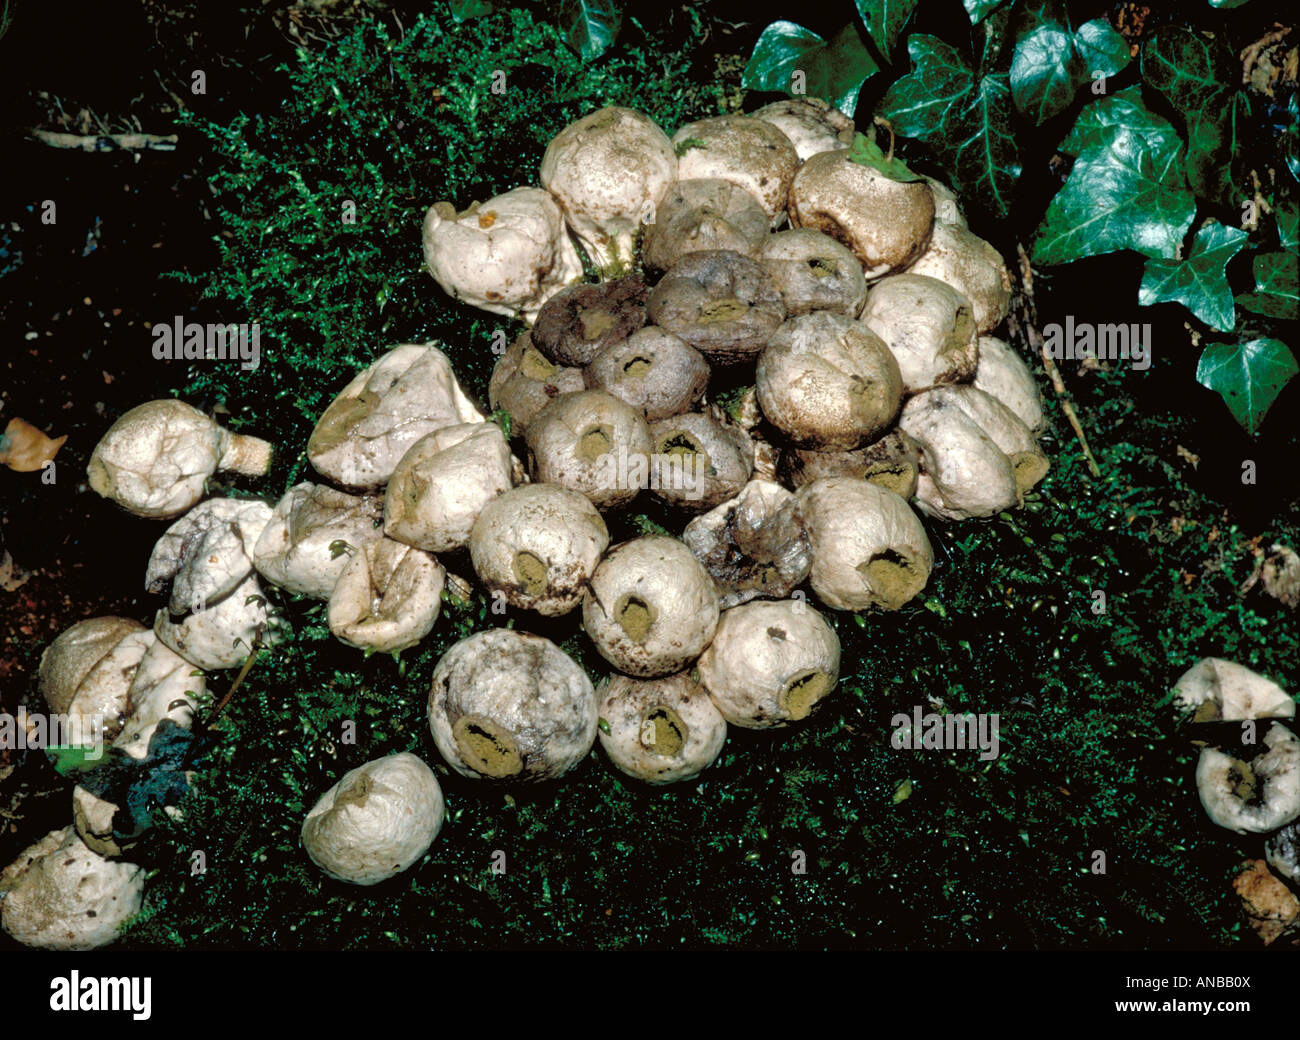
top-left (924, 175), bottom-right (968, 229)
top-left (915, 385), bottom-right (1048, 497)
top-left (1196, 722), bottom-right (1300, 834)
top-left (154, 570), bottom-right (285, 670)
top-left (859, 273), bottom-right (979, 393)
top-left (308, 343), bottom-right (485, 490)
top-left (597, 671), bottom-right (727, 784)
top-left (302, 753), bottom-right (445, 886)
top-left (87, 400), bottom-right (272, 519)
top-left (383, 422), bottom-right (514, 553)
top-left (525, 390), bottom-right (652, 509)
top-left (646, 250), bottom-right (786, 366)
top-left (253, 482), bottom-right (385, 599)
top-left (469, 483), bottom-right (609, 616)
top-left (795, 477), bottom-right (933, 611)
top-left (750, 98), bottom-right (854, 161)
top-left (903, 222), bottom-right (1012, 335)
top-left (682, 479), bottom-right (812, 608)
top-left (584, 326), bottom-right (710, 421)
top-left (642, 179), bottom-right (770, 273)
top-left (327, 537), bottom-right (444, 653)
top-left (648, 410), bottom-right (754, 510)
top-left (756, 312), bottom-right (903, 450)
top-left (787, 150), bottom-right (935, 278)
top-left (759, 228), bottom-right (869, 318)
top-left (0, 827), bottom-right (144, 950)
top-left (779, 429), bottom-right (922, 500)
top-left (1174, 658), bottom-right (1297, 723)
top-left (146, 496), bottom-right (273, 615)
top-left (972, 335), bottom-right (1045, 435)
top-left (1266, 822), bottom-right (1300, 886)
top-left (583, 535), bottom-right (720, 677)
top-left (38, 617), bottom-right (150, 745)
top-left (673, 115), bottom-right (801, 228)
top-left (421, 186), bottom-right (582, 323)
top-left (428, 629), bottom-right (597, 782)
top-left (531, 276), bottom-right (649, 368)
top-left (489, 332), bottom-right (586, 435)
top-left (540, 106), bottom-right (677, 277)
top-left (698, 599), bottom-right (840, 728)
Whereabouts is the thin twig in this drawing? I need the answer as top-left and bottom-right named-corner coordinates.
top-left (30, 130), bottom-right (178, 152)
top-left (207, 632), bottom-right (263, 729)
top-left (1240, 24), bottom-right (1290, 87)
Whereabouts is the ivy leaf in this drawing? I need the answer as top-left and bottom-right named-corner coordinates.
top-left (558, 0), bottom-right (621, 61)
top-left (743, 21), bottom-right (879, 116)
top-left (1060, 85), bottom-right (1179, 155)
top-left (1141, 26), bottom-right (1228, 110)
top-left (878, 34), bottom-right (1019, 215)
top-left (854, 0), bottom-right (919, 54)
top-left (1196, 338), bottom-right (1299, 434)
top-left (1207, 0), bottom-right (1252, 8)
top-left (1010, 23), bottom-right (1084, 124)
top-left (448, 0), bottom-right (493, 22)
top-left (1235, 253), bottom-right (1300, 319)
top-left (1276, 203), bottom-right (1299, 252)
top-left (1073, 18), bottom-right (1131, 79)
top-left (1138, 222), bottom-right (1249, 331)
top-left (963, 0), bottom-right (1006, 23)
top-left (847, 132), bottom-right (925, 182)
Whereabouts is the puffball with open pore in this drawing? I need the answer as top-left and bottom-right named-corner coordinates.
top-left (253, 482), bottom-right (385, 599)
top-left (584, 326), bottom-right (710, 421)
top-left (641, 179), bottom-right (770, 273)
top-left (698, 599), bottom-right (840, 728)
top-left (1196, 722), bottom-right (1300, 834)
top-left (672, 115), bottom-right (801, 228)
top-left (778, 429), bottom-right (922, 500)
top-left (468, 483), bottom-right (609, 616)
top-left (750, 98), bottom-right (854, 161)
top-left (759, 227), bottom-right (868, 319)
top-left (597, 672), bottom-right (727, 784)
top-left (524, 389), bottom-right (652, 510)
top-left (859, 273), bottom-right (979, 393)
top-left (583, 535), bottom-right (720, 677)
top-left (531, 276), bottom-right (649, 368)
top-left (145, 496), bottom-right (273, 614)
top-left (903, 222), bottom-right (1012, 334)
top-left (87, 400), bottom-right (272, 519)
top-left (648, 410), bottom-right (755, 510)
top-left (489, 332), bottom-right (586, 435)
top-left (301, 753), bottom-right (445, 886)
top-left (428, 629), bottom-right (597, 782)
top-left (327, 537), bottom-right (444, 653)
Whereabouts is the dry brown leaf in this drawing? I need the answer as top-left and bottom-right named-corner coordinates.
top-left (0, 417), bottom-right (67, 472)
top-left (1233, 859), bottom-right (1300, 945)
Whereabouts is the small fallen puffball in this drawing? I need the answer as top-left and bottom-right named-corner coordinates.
top-left (145, 496), bottom-right (273, 614)
top-left (778, 429), bottom-right (921, 500)
top-left (38, 616), bottom-right (151, 745)
top-left (673, 114), bottom-right (801, 227)
top-left (302, 753), bottom-right (445, 886)
top-left (972, 335), bottom-right (1045, 435)
top-left (1196, 722), bottom-right (1300, 834)
top-left (1174, 658), bottom-right (1296, 723)
top-left (859, 274), bottom-right (979, 394)
top-left (327, 537), bottom-right (444, 653)
top-left (428, 629), bottom-right (597, 781)
top-left (531, 276), bottom-right (649, 368)
top-left (759, 228), bottom-right (868, 319)
top-left (596, 671), bottom-right (727, 784)
top-left (524, 390), bottom-right (652, 510)
top-left (647, 410), bottom-right (754, 510)
top-left (253, 482), bottom-right (385, 599)
top-left (0, 417), bottom-right (66, 472)
top-left (154, 570), bottom-right (285, 670)
top-left (584, 326), bottom-right (710, 421)
top-left (903, 222), bottom-right (1012, 334)
top-left (1232, 859), bottom-right (1300, 945)
top-left (489, 332), bottom-right (586, 436)
top-left (749, 98), bottom-right (854, 161)
top-left (642, 179), bottom-right (770, 273)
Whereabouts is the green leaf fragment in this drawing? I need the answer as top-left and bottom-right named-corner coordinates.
top-left (1196, 338), bottom-right (1298, 434)
top-left (558, 0), bottom-right (621, 61)
top-left (846, 132), bottom-right (925, 182)
top-left (1138, 222), bottom-right (1249, 331)
top-left (1235, 252), bottom-right (1300, 319)
top-left (1073, 18), bottom-right (1131, 79)
top-left (743, 21), bottom-right (879, 117)
top-left (1010, 23), bottom-right (1083, 124)
top-left (854, 0), bottom-right (919, 54)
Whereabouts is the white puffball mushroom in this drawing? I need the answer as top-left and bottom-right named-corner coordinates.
top-left (154, 571), bottom-right (285, 670)
top-left (308, 343), bottom-right (485, 489)
top-left (913, 385), bottom-right (1048, 498)
top-left (428, 629), bottom-right (597, 781)
top-left (859, 273), bottom-right (979, 393)
top-left (648, 410), bottom-right (755, 510)
top-left (924, 175), bottom-right (968, 229)
top-left (759, 227), bottom-right (869, 319)
top-left (421, 186), bottom-right (582, 323)
top-left (642, 179), bottom-right (770, 273)
top-left (1196, 723), bottom-right (1300, 834)
top-left (301, 753), bottom-right (445, 886)
top-left (468, 483), bottom-right (609, 616)
top-left (0, 827), bottom-right (144, 950)
top-left (253, 482), bottom-right (385, 599)
top-left (698, 599), bottom-right (841, 728)
top-left (540, 106), bottom-right (677, 277)
top-left (583, 535), bottom-right (720, 677)
top-left (673, 115), bottom-right (801, 228)
top-left (750, 98), bottom-right (854, 161)
top-left (38, 617), bottom-right (150, 745)
top-left (383, 422), bottom-right (514, 553)
top-left (327, 537), bottom-right (445, 653)
top-left (524, 390), bottom-right (652, 509)
top-left (795, 477), bottom-right (933, 611)
top-left (778, 429), bottom-right (922, 500)
top-left (972, 335), bottom-right (1045, 435)
top-left (1174, 658), bottom-right (1297, 723)
top-left (584, 326), bottom-right (710, 421)
top-left (489, 332), bottom-right (586, 436)
top-left (145, 496), bottom-right (273, 614)
top-left (903, 222), bottom-right (1012, 334)
top-left (596, 672), bottom-right (727, 784)
top-left (87, 400), bottom-right (272, 519)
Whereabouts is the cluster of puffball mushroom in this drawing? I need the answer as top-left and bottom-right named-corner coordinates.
top-left (2, 99), bottom-right (1052, 949)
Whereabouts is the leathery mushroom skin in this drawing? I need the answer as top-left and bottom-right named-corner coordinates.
top-left (648, 410), bottom-right (755, 511)
top-left (698, 599), bottom-right (841, 729)
top-left (972, 335), bottom-right (1045, 435)
top-left (759, 228), bottom-right (869, 319)
top-left (38, 616), bottom-right (151, 745)
top-left (530, 276), bottom-right (649, 368)
top-left (915, 385), bottom-right (1048, 497)
top-left (539, 106), bottom-right (677, 277)
top-left (428, 629), bottom-right (597, 782)
top-left (582, 535), bottom-right (720, 678)
top-left (489, 331), bottom-right (586, 435)
top-left (596, 672), bottom-right (727, 784)
top-left (1196, 722), bottom-right (1300, 834)
top-left (1174, 658), bottom-right (1296, 723)
top-left (779, 429), bottom-right (922, 500)
top-left (524, 390), bottom-right (653, 510)
top-left (154, 570), bottom-right (285, 671)
top-left (903, 222), bottom-right (1012, 335)
top-left (421, 186), bottom-right (582, 322)
top-left (327, 537), bottom-right (445, 653)
top-left (301, 753), bottom-right (445, 886)
top-left (584, 326), bottom-right (710, 421)
top-left (468, 483), bottom-right (609, 617)
top-left (308, 343), bottom-right (485, 490)
top-left (87, 399), bottom-right (272, 519)
top-left (145, 496), bottom-right (273, 614)
top-left (749, 98), bottom-right (855, 161)
top-left (642, 179), bottom-right (771, 273)
top-left (859, 273), bottom-right (980, 393)
top-left (924, 175), bottom-right (968, 229)
top-left (672, 114), bottom-right (801, 228)
top-left (795, 477), bottom-right (934, 611)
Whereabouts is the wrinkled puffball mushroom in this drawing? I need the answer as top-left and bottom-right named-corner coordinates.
top-left (383, 422), bottom-right (513, 553)
top-left (253, 482), bottom-right (385, 599)
top-left (787, 150), bottom-right (935, 278)
top-left (146, 496), bottom-right (273, 614)
top-left (648, 410), bottom-right (754, 510)
top-left (469, 483), bottom-right (609, 616)
top-left (682, 479), bottom-right (811, 608)
top-left (38, 616), bottom-right (150, 745)
top-left (531, 276), bottom-right (649, 368)
top-left (584, 326), bottom-right (710, 421)
top-left (759, 228), bottom-right (868, 318)
top-left (859, 274), bottom-right (979, 393)
top-left (87, 400), bottom-right (272, 519)
top-left (597, 672), bottom-right (727, 784)
top-left (1174, 658), bottom-right (1296, 723)
top-left (0, 827), bottom-right (143, 950)
top-left (642, 179), bottom-right (770, 273)
top-left (673, 115), bottom-right (801, 228)
top-left (428, 629), bottom-right (597, 781)
top-left (583, 535), bottom-right (719, 677)
top-left (308, 343), bottom-right (485, 489)
top-left (756, 312), bottom-right (902, 450)
top-left (155, 571), bottom-right (284, 670)
top-left (540, 106), bottom-right (677, 277)
top-left (972, 335), bottom-right (1045, 435)
top-left (795, 477), bottom-right (933, 611)
top-left (489, 332), bottom-right (586, 435)
top-left (302, 753), bottom-right (444, 886)
top-left (923, 176), bottom-right (968, 229)
top-left (903, 222), bottom-right (1012, 334)
top-left (1266, 822), bottom-right (1300, 886)
top-left (1196, 723), bottom-right (1300, 834)
top-left (913, 385), bottom-right (1047, 497)
top-left (698, 599), bottom-right (840, 728)
top-left (779, 429), bottom-right (921, 500)
top-left (646, 250), bottom-right (786, 366)
top-left (421, 186), bottom-right (582, 322)
top-left (750, 98), bottom-right (854, 161)
top-left (524, 390), bottom-right (652, 509)
top-left (327, 538), bottom-right (444, 653)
